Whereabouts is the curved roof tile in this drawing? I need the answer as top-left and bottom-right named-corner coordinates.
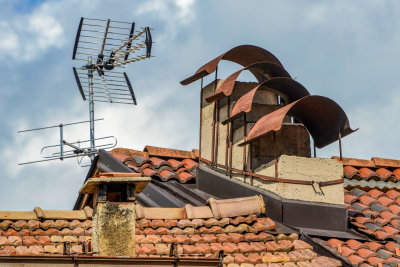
top-left (180, 45), bottom-right (283, 85)
top-left (240, 95), bottom-right (357, 148)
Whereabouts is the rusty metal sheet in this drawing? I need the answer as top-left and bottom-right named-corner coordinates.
top-left (180, 45), bottom-right (283, 85)
top-left (222, 77), bottom-right (310, 123)
top-left (206, 61), bottom-right (291, 103)
top-left (239, 95), bottom-right (357, 148)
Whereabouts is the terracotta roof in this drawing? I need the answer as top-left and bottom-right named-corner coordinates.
top-left (0, 207), bottom-right (93, 256)
top-left (0, 196), bottom-right (341, 266)
top-left (135, 215), bottom-right (340, 266)
top-left (110, 146), bottom-right (199, 183)
top-left (311, 157), bottom-right (400, 266)
top-left (344, 187), bottom-right (400, 241)
top-left (313, 237), bottom-right (400, 267)
top-left (334, 157), bottom-right (400, 182)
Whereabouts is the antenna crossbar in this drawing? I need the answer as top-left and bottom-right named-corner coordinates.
top-left (17, 118), bottom-right (104, 133)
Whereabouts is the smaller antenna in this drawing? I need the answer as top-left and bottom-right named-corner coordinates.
top-left (18, 119), bottom-right (117, 166)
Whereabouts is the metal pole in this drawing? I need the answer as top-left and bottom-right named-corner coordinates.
top-left (59, 124), bottom-right (63, 160)
top-left (199, 78), bottom-right (203, 160)
top-left (88, 57), bottom-right (95, 161)
top-left (313, 140), bottom-right (316, 158)
top-left (274, 132), bottom-right (278, 178)
top-left (338, 126), bottom-right (343, 161)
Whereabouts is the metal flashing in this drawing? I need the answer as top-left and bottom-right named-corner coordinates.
top-left (197, 164), bottom-right (349, 233)
top-left (296, 227), bottom-right (367, 240)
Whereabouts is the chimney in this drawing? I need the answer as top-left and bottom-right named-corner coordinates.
top-left (190, 45), bottom-right (356, 231)
top-left (199, 78), bottom-right (348, 205)
top-left (79, 172), bottom-right (150, 257)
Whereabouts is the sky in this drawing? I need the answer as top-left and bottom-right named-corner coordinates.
top-left (0, 0), bottom-right (399, 210)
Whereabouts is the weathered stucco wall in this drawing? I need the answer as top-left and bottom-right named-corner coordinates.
top-left (93, 202), bottom-right (136, 257)
top-left (251, 124), bottom-right (311, 170)
top-left (200, 80), bottom-right (220, 162)
top-left (200, 80), bottom-right (261, 164)
top-left (253, 155), bottom-right (344, 204)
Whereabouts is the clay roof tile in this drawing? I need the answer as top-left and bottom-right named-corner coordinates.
top-left (358, 168), bottom-right (379, 180)
top-left (144, 146), bottom-right (195, 159)
top-left (343, 165), bottom-right (359, 178)
top-left (376, 168), bottom-right (394, 180)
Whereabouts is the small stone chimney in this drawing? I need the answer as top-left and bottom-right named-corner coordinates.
top-left (79, 172), bottom-right (150, 257)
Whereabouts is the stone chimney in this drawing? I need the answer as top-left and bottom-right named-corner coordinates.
top-left (199, 79), bottom-right (345, 205)
top-left (79, 172), bottom-right (150, 257)
top-left (182, 45), bottom-right (355, 231)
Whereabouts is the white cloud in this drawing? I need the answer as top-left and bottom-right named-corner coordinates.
top-left (135, 0), bottom-right (196, 43)
top-left (0, 3), bottom-right (64, 62)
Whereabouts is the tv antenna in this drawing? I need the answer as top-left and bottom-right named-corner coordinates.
top-left (18, 17), bottom-right (153, 165)
top-left (18, 119), bottom-right (117, 165)
top-left (72, 17), bottom-right (152, 161)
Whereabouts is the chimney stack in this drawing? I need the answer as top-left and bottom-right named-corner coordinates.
top-left (79, 173), bottom-right (150, 257)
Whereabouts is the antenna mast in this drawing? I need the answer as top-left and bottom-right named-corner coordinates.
top-left (72, 17), bottom-right (153, 162)
top-left (18, 17), bottom-right (153, 166)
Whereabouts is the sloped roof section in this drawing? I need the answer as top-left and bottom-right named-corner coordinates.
top-left (0, 207), bottom-right (93, 256)
top-left (135, 215), bottom-right (340, 266)
top-left (180, 45), bottom-right (283, 85)
top-left (240, 95), bottom-right (357, 148)
top-left (110, 146), bottom-right (198, 183)
top-left (345, 187), bottom-right (400, 241)
top-left (311, 158), bottom-right (400, 266)
top-left (0, 196), bottom-right (341, 266)
top-left (336, 156), bottom-right (400, 182)
top-left (313, 237), bottom-right (400, 266)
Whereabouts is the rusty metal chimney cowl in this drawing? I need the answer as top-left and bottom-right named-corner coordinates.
top-left (79, 173), bottom-right (151, 257)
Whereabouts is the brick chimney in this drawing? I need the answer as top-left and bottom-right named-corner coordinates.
top-left (79, 173), bottom-right (150, 257)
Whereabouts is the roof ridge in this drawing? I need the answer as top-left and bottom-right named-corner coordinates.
top-left (144, 145), bottom-right (198, 159)
top-left (332, 156), bottom-right (400, 169)
top-left (0, 206), bottom-right (93, 220)
top-left (136, 195), bottom-right (265, 220)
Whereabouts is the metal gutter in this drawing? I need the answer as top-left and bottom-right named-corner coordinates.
top-left (0, 255), bottom-right (219, 266)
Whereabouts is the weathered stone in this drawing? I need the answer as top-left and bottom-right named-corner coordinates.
top-left (92, 202), bottom-right (136, 257)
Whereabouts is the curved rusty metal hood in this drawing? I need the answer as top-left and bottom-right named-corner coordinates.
top-left (206, 61), bottom-right (291, 103)
top-left (222, 77), bottom-right (310, 124)
top-left (239, 95), bottom-right (357, 148)
top-left (180, 45), bottom-right (283, 85)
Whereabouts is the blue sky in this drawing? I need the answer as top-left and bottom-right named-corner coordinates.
top-left (0, 0), bottom-right (399, 210)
